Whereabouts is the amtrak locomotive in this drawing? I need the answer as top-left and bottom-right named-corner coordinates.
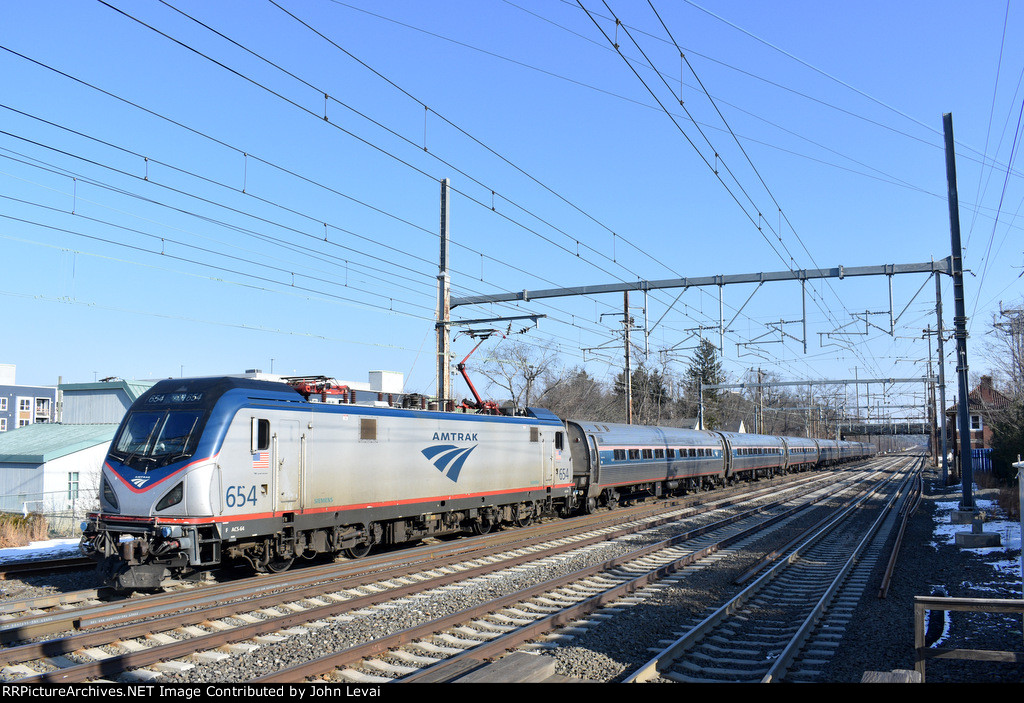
top-left (80, 376), bottom-right (874, 590)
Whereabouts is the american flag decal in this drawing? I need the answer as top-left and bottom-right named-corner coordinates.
top-left (252, 451), bottom-right (269, 469)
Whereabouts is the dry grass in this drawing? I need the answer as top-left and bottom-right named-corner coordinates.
top-left (0, 513), bottom-right (49, 549)
top-left (996, 485), bottom-right (1021, 521)
top-left (973, 470), bottom-right (1021, 521)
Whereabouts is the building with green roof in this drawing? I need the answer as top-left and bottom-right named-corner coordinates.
top-left (0, 377), bottom-right (155, 529)
top-left (0, 422), bottom-right (116, 516)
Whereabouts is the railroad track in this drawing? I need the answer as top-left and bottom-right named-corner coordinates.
top-left (0, 468), bottom-right (830, 632)
top-left (248, 461), bottom-right (902, 683)
top-left (0, 461), bottom-right (898, 683)
top-left (624, 454), bottom-right (922, 683)
top-left (0, 556), bottom-right (94, 581)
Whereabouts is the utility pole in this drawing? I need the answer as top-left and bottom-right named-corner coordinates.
top-left (935, 275), bottom-right (949, 484)
top-left (436, 178), bottom-right (451, 408)
top-left (756, 368), bottom-right (764, 434)
top-left (624, 291), bottom-right (633, 424)
top-left (944, 113), bottom-right (975, 511)
top-left (924, 325), bottom-right (937, 465)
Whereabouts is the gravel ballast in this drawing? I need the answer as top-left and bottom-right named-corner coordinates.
top-left (1, 464), bottom-right (1021, 684)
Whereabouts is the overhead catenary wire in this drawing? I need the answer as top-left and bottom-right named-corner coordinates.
top-left (578, 0), bottom-right (886, 380)
top-left (0, 1), bottom-right (981, 410)
top-left (128, 0), bottom-right (814, 369)
top-left (0, 47), bottom-right (631, 352)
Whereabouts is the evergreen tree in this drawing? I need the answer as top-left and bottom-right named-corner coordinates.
top-left (989, 402), bottom-right (1024, 484)
top-left (613, 365), bottom-right (670, 425)
top-left (684, 338), bottom-right (725, 428)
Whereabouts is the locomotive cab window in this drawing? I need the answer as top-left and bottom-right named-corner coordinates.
top-left (555, 432), bottom-right (563, 450)
top-left (251, 418), bottom-right (270, 452)
top-left (110, 409), bottom-right (204, 470)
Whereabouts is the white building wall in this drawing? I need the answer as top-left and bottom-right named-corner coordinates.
top-left (41, 445), bottom-right (106, 513)
top-left (0, 462), bottom-right (43, 513)
top-left (0, 444), bottom-right (106, 514)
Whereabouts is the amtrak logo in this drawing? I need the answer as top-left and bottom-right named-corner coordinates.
top-left (421, 444), bottom-right (477, 482)
top-left (130, 476), bottom-right (151, 488)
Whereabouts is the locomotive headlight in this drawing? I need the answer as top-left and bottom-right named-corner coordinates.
top-left (155, 482), bottom-right (184, 511)
top-left (101, 477), bottom-right (119, 512)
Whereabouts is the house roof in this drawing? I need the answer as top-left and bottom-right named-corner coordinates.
top-left (946, 375), bottom-right (1013, 415)
top-left (59, 379), bottom-right (154, 400)
top-left (0, 423), bottom-right (117, 464)
top-left (719, 419), bottom-right (747, 433)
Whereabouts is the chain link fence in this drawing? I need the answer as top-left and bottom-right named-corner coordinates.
top-left (0, 489), bottom-right (100, 539)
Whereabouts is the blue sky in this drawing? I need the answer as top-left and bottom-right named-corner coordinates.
top-left (1, 1), bottom-right (1022, 418)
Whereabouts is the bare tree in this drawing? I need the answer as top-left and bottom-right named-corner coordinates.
top-left (475, 340), bottom-right (559, 410)
top-left (536, 367), bottom-right (618, 421)
top-left (988, 300), bottom-right (1024, 400)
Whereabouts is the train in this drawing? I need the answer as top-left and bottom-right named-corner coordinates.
top-left (79, 375), bottom-right (875, 590)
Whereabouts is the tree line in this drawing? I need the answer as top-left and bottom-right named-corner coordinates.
top-left (982, 299), bottom-right (1024, 483)
top-left (453, 297), bottom-right (1023, 484)
top-left (472, 337), bottom-right (864, 440)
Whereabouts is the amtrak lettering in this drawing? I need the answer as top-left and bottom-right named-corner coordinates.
top-left (431, 432), bottom-right (478, 442)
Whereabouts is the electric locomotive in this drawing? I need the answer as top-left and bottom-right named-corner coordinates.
top-left (80, 376), bottom-right (573, 589)
top-left (80, 375), bottom-right (876, 590)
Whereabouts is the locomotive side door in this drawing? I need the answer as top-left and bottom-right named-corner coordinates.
top-left (541, 427), bottom-right (553, 487)
top-left (274, 418), bottom-right (303, 510)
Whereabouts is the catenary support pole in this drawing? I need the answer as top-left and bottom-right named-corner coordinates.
top-left (436, 178), bottom-right (451, 407)
top-left (624, 291), bottom-right (633, 425)
top-left (943, 113), bottom-right (974, 511)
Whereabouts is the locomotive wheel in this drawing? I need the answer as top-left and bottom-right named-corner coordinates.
top-left (345, 542), bottom-right (372, 559)
top-left (513, 506), bottom-right (534, 527)
top-left (265, 557), bottom-right (294, 573)
top-left (473, 518), bottom-right (493, 535)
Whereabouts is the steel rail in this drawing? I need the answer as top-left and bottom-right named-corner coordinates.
top-left (0, 556), bottom-right (94, 580)
top-left (253, 468), bottom-right (883, 683)
top-left (624, 457), bottom-right (914, 683)
top-left (732, 457), bottom-right (906, 584)
top-left (4, 475), bottom-right (836, 681)
top-left (0, 587), bottom-right (111, 616)
top-left (878, 457), bottom-right (925, 599)
top-left (761, 457), bottom-right (921, 682)
top-left (0, 469), bottom-right (833, 643)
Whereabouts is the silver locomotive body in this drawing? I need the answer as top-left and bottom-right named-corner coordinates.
top-left (81, 377), bottom-right (571, 589)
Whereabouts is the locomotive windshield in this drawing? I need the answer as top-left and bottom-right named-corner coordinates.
top-left (109, 409), bottom-right (204, 471)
